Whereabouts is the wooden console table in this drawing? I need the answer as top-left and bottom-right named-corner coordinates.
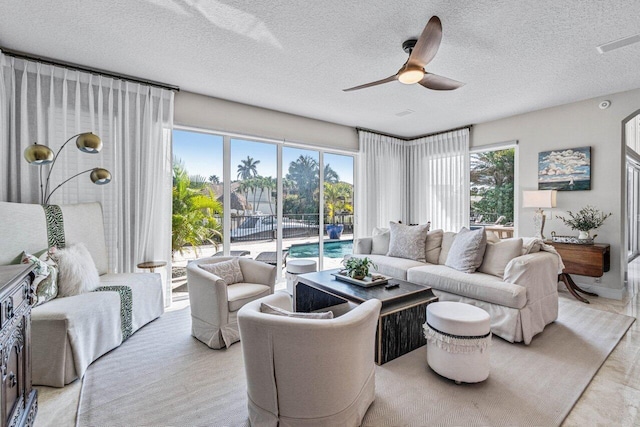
top-left (545, 241), bottom-right (610, 304)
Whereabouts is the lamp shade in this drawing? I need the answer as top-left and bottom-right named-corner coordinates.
top-left (522, 190), bottom-right (557, 208)
top-left (24, 143), bottom-right (54, 165)
top-left (90, 168), bottom-right (111, 185)
top-left (76, 132), bottom-right (103, 153)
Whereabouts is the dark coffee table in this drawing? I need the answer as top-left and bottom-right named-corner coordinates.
top-left (295, 269), bottom-right (438, 364)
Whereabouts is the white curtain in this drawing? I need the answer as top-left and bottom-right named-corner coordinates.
top-left (356, 128), bottom-right (469, 236)
top-left (408, 128), bottom-right (469, 231)
top-left (356, 131), bottom-right (408, 236)
top-left (0, 52), bottom-right (174, 304)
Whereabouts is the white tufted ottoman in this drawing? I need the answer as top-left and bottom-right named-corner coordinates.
top-left (424, 301), bottom-right (491, 384)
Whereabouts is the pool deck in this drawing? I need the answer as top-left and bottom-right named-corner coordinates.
top-left (171, 234), bottom-right (354, 301)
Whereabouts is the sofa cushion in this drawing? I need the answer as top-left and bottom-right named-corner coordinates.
top-left (371, 227), bottom-right (390, 255)
top-left (227, 283), bottom-right (271, 312)
top-left (50, 243), bottom-right (101, 297)
top-left (407, 265), bottom-right (527, 309)
top-left (479, 238), bottom-right (523, 278)
top-left (445, 227), bottom-right (487, 273)
top-left (438, 232), bottom-right (457, 265)
top-left (425, 229), bottom-right (443, 264)
top-left (387, 222), bottom-right (430, 262)
top-left (199, 258), bottom-right (244, 285)
top-left (349, 254), bottom-right (426, 280)
top-left (31, 273), bottom-right (164, 387)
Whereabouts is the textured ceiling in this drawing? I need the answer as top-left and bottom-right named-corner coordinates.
top-left (1, 0), bottom-right (640, 137)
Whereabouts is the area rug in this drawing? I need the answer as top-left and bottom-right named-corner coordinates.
top-left (76, 299), bottom-right (634, 426)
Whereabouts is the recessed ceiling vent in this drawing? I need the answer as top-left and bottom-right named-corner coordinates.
top-left (395, 109), bottom-right (414, 117)
top-left (596, 33), bottom-right (640, 54)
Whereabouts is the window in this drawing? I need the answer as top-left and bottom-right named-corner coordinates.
top-left (470, 147), bottom-right (515, 226)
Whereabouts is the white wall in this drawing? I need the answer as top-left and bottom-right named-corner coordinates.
top-left (174, 91), bottom-right (358, 151)
top-left (472, 88), bottom-right (640, 298)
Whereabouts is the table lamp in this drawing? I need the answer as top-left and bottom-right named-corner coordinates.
top-left (522, 190), bottom-right (557, 239)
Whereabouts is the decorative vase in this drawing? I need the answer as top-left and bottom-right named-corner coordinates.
top-left (578, 230), bottom-right (590, 239)
top-left (326, 224), bottom-right (344, 240)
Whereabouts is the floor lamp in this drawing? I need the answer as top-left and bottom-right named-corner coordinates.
top-left (522, 190), bottom-right (557, 240)
top-left (23, 132), bottom-right (112, 204)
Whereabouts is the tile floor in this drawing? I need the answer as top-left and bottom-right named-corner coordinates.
top-left (562, 257), bottom-right (640, 426)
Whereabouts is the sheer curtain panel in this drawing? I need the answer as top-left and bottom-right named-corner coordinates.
top-left (408, 128), bottom-right (469, 231)
top-left (0, 52), bottom-right (174, 305)
top-left (356, 131), bottom-right (408, 236)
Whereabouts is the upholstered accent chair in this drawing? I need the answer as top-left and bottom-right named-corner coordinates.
top-left (187, 256), bottom-right (276, 349)
top-left (237, 292), bottom-right (382, 426)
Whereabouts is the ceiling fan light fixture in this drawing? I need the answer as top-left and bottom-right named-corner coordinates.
top-left (398, 68), bottom-right (425, 85)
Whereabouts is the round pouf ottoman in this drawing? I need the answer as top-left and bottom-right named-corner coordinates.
top-left (285, 259), bottom-right (317, 296)
top-left (424, 301), bottom-right (491, 384)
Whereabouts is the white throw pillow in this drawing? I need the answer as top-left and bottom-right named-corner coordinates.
top-left (371, 227), bottom-right (390, 255)
top-left (386, 222), bottom-right (430, 262)
top-left (438, 232), bottom-right (458, 265)
top-left (199, 258), bottom-right (244, 285)
top-left (479, 238), bottom-right (523, 278)
top-left (425, 229), bottom-right (444, 264)
top-left (445, 227), bottom-right (488, 273)
top-left (50, 243), bottom-right (100, 297)
top-left (260, 302), bottom-right (334, 319)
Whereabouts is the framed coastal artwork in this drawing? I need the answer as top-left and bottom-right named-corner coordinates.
top-left (538, 146), bottom-right (591, 191)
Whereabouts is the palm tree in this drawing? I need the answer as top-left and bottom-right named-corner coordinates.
top-left (172, 158), bottom-right (223, 257)
top-left (324, 182), bottom-right (353, 224)
top-left (237, 156), bottom-right (260, 180)
top-left (263, 176), bottom-right (277, 214)
top-left (208, 175), bottom-right (220, 184)
top-left (236, 180), bottom-right (252, 213)
top-left (323, 164), bottom-right (339, 183)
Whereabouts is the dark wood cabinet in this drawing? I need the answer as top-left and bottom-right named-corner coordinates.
top-left (545, 241), bottom-right (610, 304)
top-left (0, 266), bottom-right (37, 427)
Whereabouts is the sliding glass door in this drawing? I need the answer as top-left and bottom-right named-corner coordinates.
top-left (171, 128), bottom-right (356, 300)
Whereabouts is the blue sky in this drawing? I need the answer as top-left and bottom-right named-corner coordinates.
top-left (173, 130), bottom-right (354, 184)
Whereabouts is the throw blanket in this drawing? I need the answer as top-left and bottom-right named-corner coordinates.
top-left (522, 237), bottom-right (566, 274)
top-left (94, 286), bottom-right (133, 341)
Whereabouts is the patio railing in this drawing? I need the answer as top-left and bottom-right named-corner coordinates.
top-left (216, 213), bottom-right (354, 242)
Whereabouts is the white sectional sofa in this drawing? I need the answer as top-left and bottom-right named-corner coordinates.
top-left (351, 227), bottom-right (560, 344)
top-left (0, 202), bottom-right (164, 387)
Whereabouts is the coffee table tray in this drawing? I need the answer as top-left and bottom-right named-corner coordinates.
top-left (331, 271), bottom-right (391, 287)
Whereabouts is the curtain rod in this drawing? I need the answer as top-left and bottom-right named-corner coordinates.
top-left (0, 47), bottom-right (180, 92)
top-left (356, 124), bottom-right (473, 141)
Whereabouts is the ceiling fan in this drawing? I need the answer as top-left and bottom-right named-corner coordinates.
top-left (343, 16), bottom-right (464, 92)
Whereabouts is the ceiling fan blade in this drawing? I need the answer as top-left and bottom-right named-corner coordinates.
top-left (343, 75), bottom-right (398, 92)
top-left (408, 16), bottom-right (443, 68)
top-left (419, 73), bottom-right (465, 91)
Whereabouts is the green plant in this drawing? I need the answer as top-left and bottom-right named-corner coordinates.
top-left (342, 257), bottom-right (377, 279)
top-left (556, 206), bottom-right (612, 232)
top-left (172, 158), bottom-right (223, 257)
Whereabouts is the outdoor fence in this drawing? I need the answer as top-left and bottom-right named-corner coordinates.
top-left (215, 213), bottom-right (354, 242)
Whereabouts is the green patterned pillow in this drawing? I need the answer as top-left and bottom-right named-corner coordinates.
top-left (21, 251), bottom-right (59, 307)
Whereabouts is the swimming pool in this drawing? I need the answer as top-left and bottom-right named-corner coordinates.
top-left (289, 240), bottom-right (353, 259)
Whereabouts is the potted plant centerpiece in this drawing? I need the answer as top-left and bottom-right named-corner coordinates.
top-left (556, 206), bottom-right (612, 240)
top-left (342, 257), bottom-right (377, 280)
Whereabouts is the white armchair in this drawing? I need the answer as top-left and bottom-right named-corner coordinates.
top-left (187, 256), bottom-right (276, 349)
top-left (238, 292), bottom-right (382, 427)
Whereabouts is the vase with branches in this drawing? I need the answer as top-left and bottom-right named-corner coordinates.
top-left (556, 206), bottom-right (611, 239)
